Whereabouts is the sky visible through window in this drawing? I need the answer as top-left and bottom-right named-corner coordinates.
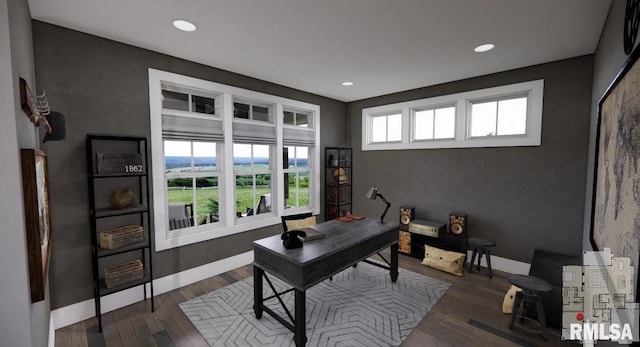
top-left (471, 97), bottom-right (527, 137)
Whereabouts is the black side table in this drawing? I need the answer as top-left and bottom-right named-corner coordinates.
top-left (507, 274), bottom-right (553, 340)
top-left (468, 237), bottom-right (496, 278)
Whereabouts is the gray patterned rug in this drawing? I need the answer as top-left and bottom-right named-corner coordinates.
top-left (179, 261), bottom-right (450, 346)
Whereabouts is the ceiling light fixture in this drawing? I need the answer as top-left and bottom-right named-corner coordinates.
top-left (342, 81), bottom-right (354, 86)
top-left (474, 43), bottom-right (495, 53)
top-left (172, 19), bottom-right (197, 32)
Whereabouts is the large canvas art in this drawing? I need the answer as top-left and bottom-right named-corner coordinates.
top-left (591, 44), bottom-right (640, 298)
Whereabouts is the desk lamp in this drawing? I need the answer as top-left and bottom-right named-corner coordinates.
top-left (365, 187), bottom-right (391, 223)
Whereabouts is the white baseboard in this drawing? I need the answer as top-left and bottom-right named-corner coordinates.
top-left (50, 251), bottom-right (253, 330)
top-left (466, 250), bottom-right (530, 275)
top-left (50, 249), bottom-right (527, 334)
top-left (48, 315), bottom-right (55, 347)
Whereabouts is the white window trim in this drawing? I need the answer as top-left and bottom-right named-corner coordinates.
top-left (362, 80), bottom-right (544, 150)
top-left (149, 68), bottom-right (320, 251)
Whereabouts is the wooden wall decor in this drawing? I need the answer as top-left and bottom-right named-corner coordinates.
top-left (19, 78), bottom-right (52, 133)
top-left (20, 149), bottom-right (52, 302)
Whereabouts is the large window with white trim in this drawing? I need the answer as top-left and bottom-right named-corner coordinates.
top-left (362, 80), bottom-right (544, 150)
top-left (149, 69), bottom-right (320, 250)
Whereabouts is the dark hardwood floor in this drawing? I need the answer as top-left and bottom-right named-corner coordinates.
top-left (55, 251), bottom-right (576, 346)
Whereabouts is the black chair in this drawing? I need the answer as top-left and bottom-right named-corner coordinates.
top-left (281, 212), bottom-right (313, 232)
top-left (526, 249), bottom-right (581, 328)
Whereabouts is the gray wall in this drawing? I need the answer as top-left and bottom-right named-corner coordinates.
top-left (583, 0), bottom-right (640, 251)
top-left (33, 21), bottom-right (348, 309)
top-left (0, 0), bottom-right (50, 346)
top-left (348, 56), bottom-right (594, 263)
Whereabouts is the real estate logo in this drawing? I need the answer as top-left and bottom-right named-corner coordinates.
top-left (562, 248), bottom-right (639, 345)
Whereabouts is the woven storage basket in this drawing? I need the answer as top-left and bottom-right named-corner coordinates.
top-left (104, 260), bottom-right (143, 288)
top-left (100, 225), bottom-right (144, 249)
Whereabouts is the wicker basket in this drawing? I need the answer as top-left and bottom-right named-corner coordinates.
top-left (104, 260), bottom-right (143, 288)
top-left (100, 225), bottom-right (144, 249)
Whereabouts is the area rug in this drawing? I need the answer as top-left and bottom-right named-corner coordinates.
top-left (179, 261), bottom-right (450, 346)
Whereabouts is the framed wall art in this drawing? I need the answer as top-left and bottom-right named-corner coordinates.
top-left (20, 148), bottom-right (52, 302)
top-left (590, 43), bottom-right (640, 300)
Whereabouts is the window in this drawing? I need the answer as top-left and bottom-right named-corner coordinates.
top-left (233, 144), bottom-right (272, 218)
top-left (284, 146), bottom-right (311, 209)
top-left (234, 101), bottom-right (271, 122)
top-left (413, 106), bottom-right (455, 140)
top-left (149, 69), bottom-right (320, 250)
top-left (362, 79), bottom-right (543, 150)
top-left (284, 111), bottom-right (311, 127)
top-left (164, 140), bottom-right (220, 230)
top-left (469, 96), bottom-right (527, 137)
top-left (371, 113), bottom-right (402, 142)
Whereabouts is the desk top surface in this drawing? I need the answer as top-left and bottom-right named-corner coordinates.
top-left (253, 218), bottom-right (399, 266)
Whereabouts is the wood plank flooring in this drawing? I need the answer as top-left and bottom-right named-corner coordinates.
top-left (55, 251), bottom-right (576, 346)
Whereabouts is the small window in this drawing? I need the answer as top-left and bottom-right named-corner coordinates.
top-left (362, 79), bottom-right (542, 150)
top-left (413, 106), bottom-right (455, 140)
top-left (162, 88), bottom-right (218, 115)
top-left (191, 95), bottom-right (215, 114)
top-left (470, 96), bottom-right (527, 137)
top-left (234, 101), bottom-right (272, 122)
top-left (284, 111), bottom-right (311, 127)
top-left (162, 90), bottom-right (189, 111)
top-left (252, 106), bottom-right (269, 122)
top-left (372, 113), bottom-right (402, 143)
top-left (234, 103), bottom-right (250, 119)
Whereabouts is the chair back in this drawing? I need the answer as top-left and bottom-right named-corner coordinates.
top-left (281, 212), bottom-right (314, 231)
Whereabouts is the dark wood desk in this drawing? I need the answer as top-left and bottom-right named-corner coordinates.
top-left (252, 218), bottom-right (399, 346)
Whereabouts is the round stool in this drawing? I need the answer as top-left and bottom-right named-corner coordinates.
top-left (468, 237), bottom-right (496, 278)
top-left (507, 274), bottom-right (553, 340)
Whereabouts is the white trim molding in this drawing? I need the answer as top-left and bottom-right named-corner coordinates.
top-left (50, 251), bottom-right (254, 330)
top-left (362, 79), bottom-right (544, 151)
top-left (149, 68), bottom-right (321, 251)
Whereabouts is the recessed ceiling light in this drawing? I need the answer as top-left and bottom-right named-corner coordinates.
top-left (172, 19), bottom-right (197, 32)
top-left (342, 81), bottom-right (354, 86)
top-left (474, 44), bottom-right (495, 53)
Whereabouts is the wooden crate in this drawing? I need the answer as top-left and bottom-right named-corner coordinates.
top-left (104, 260), bottom-right (143, 289)
top-left (100, 225), bottom-right (144, 249)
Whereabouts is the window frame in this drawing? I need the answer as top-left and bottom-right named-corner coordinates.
top-left (411, 104), bottom-right (456, 142)
top-left (284, 145), bottom-right (313, 212)
top-left (149, 69), bottom-right (320, 251)
top-left (163, 139), bottom-right (222, 234)
top-left (232, 143), bottom-right (275, 222)
top-left (362, 80), bottom-right (544, 151)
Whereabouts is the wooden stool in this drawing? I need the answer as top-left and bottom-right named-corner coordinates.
top-left (507, 274), bottom-right (553, 340)
top-left (468, 237), bottom-right (496, 278)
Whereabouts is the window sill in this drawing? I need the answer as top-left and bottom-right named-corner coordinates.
top-left (155, 215), bottom-right (282, 251)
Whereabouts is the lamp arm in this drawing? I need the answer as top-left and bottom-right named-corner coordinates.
top-left (376, 193), bottom-right (391, 223)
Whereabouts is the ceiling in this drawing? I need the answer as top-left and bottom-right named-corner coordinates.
top-left (27, 0), bottom-right (611, 102)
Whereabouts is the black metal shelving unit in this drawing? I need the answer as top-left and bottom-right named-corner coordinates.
top-left (324, 147), bottom-right (352, 220)
top-left (86, 134), bottom-right (154, 332)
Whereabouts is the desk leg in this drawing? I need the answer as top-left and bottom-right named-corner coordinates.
top-left (390, 243), bottom-right (399, 282)
top-left (294, 289), bottom-right (307, 347)
top-left (253, 266), bottom-right (263, 319)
